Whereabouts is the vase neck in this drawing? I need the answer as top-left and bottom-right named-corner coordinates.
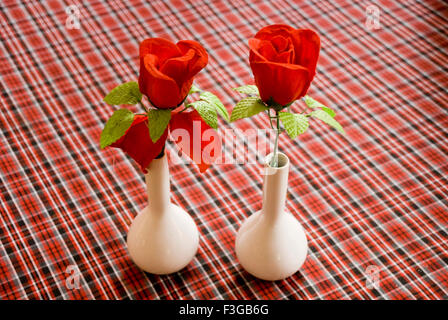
top-left (145, 154), bottom-right (171, 213)
top-left (261, 153), bottom-right (289, 222)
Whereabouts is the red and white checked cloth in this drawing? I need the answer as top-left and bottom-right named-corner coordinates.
top-left (1, 0), bottom-right (447, 299)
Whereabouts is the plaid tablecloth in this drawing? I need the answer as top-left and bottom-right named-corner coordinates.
top-left (1, 0), bottom-right (447, 300)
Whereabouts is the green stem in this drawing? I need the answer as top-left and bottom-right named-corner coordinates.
top-left (139, 102), bottom-right (148, 113)
top-left (270, 111), bottom-right (280, 167)
top-left (177, 105), bottom-right (190, 114)
top-left (267, 110), bottom-right (275, 130)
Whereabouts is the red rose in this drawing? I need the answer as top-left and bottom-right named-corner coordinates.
top-left (110, 115), bottom-right (168, 173)
top-left (110, 111), bottom-right (218, 173)
top-left (170, 109), bottom-right (218, 173)
top-left (248, 25), bottom-right (320, 107)
top-left (139, 38), bottom-right (208, 109)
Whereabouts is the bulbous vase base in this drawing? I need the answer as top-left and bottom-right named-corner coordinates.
top-left (127, 203), bottom-right (199, 275)
top-left (235, 210), bottom-right (308, 281)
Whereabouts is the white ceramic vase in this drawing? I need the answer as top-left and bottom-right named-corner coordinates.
top-left (127, 154), bottom-right (199, 274)
top-left (235, 152), bottom-right (308, 281)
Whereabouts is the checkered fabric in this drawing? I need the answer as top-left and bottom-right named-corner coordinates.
top-left (1, 0), bottom-right (447, 300)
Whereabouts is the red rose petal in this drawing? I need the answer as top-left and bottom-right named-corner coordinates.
top-left (110, 115), bottom-right (168, 173)
top-left (248, 25), bottom-right (320, 106)
top-left (170, 110), bottom-right (219, 173)
top-left (138, 38), bottom-right (208, 109)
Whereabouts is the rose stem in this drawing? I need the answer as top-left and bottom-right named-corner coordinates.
top-left (177, 105), bottom-right (190, 114)
top-left (270, 110), bottom-right (280, 167)
top-left (139, 102), bottom-right (149, 113)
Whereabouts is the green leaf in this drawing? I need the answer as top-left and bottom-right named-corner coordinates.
top-left (100, 109), bottom-right (134, 149)
top-left (230, 97), bottom-right (268, 122)
top-left (279, 112), bottom-right (309, 139)
top-left (103, 81), bottom-right (142, 105)
top-left (190, 100), bottom-right (218, 129)
top-left (303, 95), bottom-right (326, 109)
top-left (200, 91), bottom-right (229, 121)
top-left (189, 84), bottom-right (201, 94)
top-left (233, 85), bottom-right (259, 96)
top-left (311, 109), bottom-right (345, 134)
top-left (148, 109), bottom-right (171, 142)
top-left (322, 106), bottom-right (336, 117)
